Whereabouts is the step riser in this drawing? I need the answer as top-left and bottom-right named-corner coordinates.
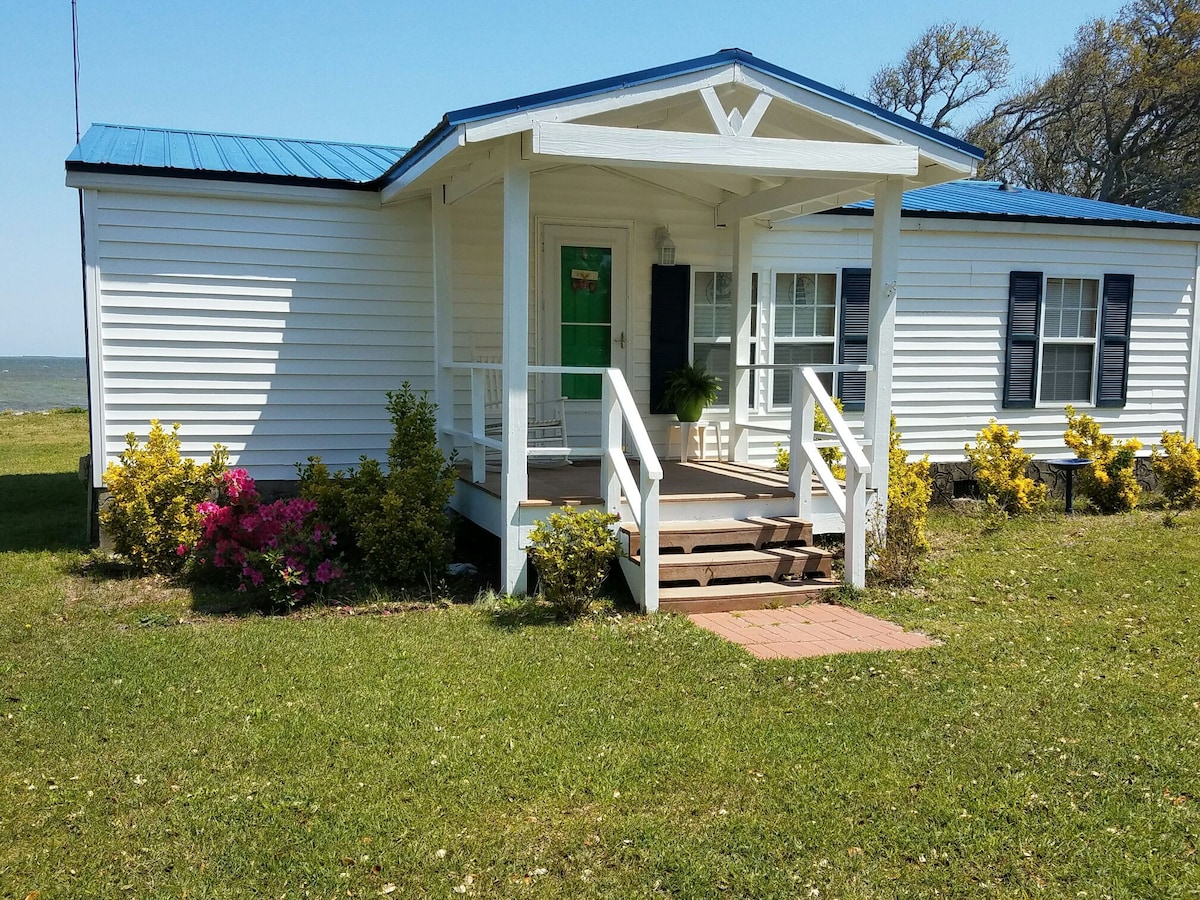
top-left (622, 517), bottom-right (814, 557)
top-left (622, 516), bottom-right (838, 613)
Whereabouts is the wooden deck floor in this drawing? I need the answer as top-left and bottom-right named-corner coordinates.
top-left (457, 459), bottom-right (808, 507)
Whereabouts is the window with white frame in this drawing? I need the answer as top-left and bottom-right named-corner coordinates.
top-left (691, 270), bottom-right (758, 408)
top-left (771, 272), bottom-right (837, 405)
top-left (1039, 277), bottom-right (1099, 404)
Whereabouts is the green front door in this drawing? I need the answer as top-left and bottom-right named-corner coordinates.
top-left (559, 244), bottom-right (613, 400)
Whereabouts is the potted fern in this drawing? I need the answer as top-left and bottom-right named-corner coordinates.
top-left (661, 362), bottom-right (721, 422)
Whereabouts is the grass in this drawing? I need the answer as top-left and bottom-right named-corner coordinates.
top-left (2, 411), bottom-right (1199, 898)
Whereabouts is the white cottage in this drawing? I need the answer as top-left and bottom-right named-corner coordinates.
top-left (66, 50), bottom-right (1200, 611)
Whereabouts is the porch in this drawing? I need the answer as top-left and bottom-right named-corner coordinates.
top-left (384, 53), bottom-right (981, 606)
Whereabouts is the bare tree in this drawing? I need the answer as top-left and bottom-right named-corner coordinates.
top-left (968, 0), bottom-right (1200, 214)
top-left (868, 23), bottom-right (1011, 133)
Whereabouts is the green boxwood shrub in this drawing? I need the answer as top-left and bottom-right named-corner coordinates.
top-left (298, 384), bottom-right (457, 588)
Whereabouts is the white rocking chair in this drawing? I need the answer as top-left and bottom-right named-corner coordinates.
top-left (474, 348), bottom-right (569, 465)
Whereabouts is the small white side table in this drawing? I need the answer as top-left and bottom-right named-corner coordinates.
top-left (666, 420), bottom-right (724, 462)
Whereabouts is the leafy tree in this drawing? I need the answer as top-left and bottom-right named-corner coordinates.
top-left (868, 23), bottom-right (1011, 133)
top-left (968, 0), bottom-right (1200, 215)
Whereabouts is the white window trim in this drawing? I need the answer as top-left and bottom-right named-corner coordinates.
top-left (689, 269), bottom-right (763, 413)
top-left (1036, 275), bottom-right (1100, 408)
top-left (766, 270), bottom-right (840, 413)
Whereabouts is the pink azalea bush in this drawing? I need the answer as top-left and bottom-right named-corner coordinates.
top-left (187, 468), bottom-right (344, 609)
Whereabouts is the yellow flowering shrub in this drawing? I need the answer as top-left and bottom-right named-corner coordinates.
top-left (869, 417), bottom-right (931, 585)
top-left (1063, 406), bottom-right (1142, 513)
top-left (773, 397), bottom-right (846, 479)
top-left (965, 419), bottom-right (1047, 514)
top-left (100, 420), bottom-right (227, 572)
top-left (1152, 430), bottom-right (1200, 509)
top-left (527, 508), bottom-right (621, 618)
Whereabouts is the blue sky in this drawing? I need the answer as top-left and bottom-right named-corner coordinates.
top-left (0, 0), bottom-right (1127, 357)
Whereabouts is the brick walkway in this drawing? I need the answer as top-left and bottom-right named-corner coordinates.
top-left (688, 603), bottom-right (940, 659)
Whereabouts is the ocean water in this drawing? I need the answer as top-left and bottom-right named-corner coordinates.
top-left (0, 357), bottom-right (88, 412)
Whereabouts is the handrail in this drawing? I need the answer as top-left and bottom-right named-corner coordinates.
top-left (601, 368), bottom-right (661, 613)
top-left (728, 363), bottom-right (872, 589)
top-left (789, 366), bottom-right (870, 588)
top-left (442, 361), bottom-right (663, 611)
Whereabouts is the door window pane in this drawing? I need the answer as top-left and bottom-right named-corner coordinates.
top-left (560, 245), bottom-right (612, 399)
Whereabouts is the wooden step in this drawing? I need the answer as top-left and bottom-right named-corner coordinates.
top-left (658, 579), bottom-right (838, 614)
top-left (622, 516), bottom-right (814, 556)
top-left (638, 546), bottom-right (833, 587)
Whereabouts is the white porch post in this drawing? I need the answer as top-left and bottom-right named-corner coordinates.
top-left (728, 217), bottom-right (755, 461)
top-left (501, 139), bottom-right (531, 594)
top-left (863, 178), bottom-right (904, 513)
top-left (431, 190), bottom-right (455, 460)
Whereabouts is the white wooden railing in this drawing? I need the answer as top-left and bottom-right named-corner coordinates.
top-left (442, 362), bottom-right (662, 611)
top-left (600, 368), bottom-right (662, 613)
top-left (733, 364), bottom-right (873, 588)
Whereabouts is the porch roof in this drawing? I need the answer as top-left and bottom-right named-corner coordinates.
top-left (385, 48), bottom-right (984, 188)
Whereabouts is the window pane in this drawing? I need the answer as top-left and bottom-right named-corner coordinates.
top-left (694, 342), bottom-right (729, 406)
top-left (1044, 277), bottom-right (1098, 339)
top-left (772, 343), bottom-right (834, 405)
top-left (1041, 343), bottom-right (1094, 403)
top-left (774, 273), bottom-right (836, 338)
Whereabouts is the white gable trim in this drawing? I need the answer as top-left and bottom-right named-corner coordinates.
top-left (461, 65), bottom-right (740, 143)
top-left (734, 68), bottom-right (978, 179)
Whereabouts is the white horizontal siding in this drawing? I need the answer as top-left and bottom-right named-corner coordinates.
top-left (94, 190), bottom-right (434, 481)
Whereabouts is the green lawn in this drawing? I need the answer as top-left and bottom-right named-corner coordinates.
top-left (2, 410), bottom-right (1198, 898)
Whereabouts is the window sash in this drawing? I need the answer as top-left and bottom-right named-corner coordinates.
top-left (1038, 277), bottom-right (1099, 405)
top-left (690, 271), bottom-right (758, 409)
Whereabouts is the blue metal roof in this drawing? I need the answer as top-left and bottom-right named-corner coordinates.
top-left (67, 124), bottom-right (408, 189)
top-left (836, 181), bottom-right (1200, 229)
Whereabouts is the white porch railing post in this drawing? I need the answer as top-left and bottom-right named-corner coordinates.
top-left (600, 376), bottom-right (621, 512)
top-left (500, 140), bottom-right (530, 595)
top-left (431, 192), bottom-right (456, 460)
top-left (790, 367), bottom-right (814, 519)
top-left (640, 466), bottom-right (660, 613)
top-left (728, 217), bottom-right (755, 461)
top-left (865, 178), bottom-right (903, 518)
top-left (845, 463), bottom-right (867, 589)
top-left (470, 367), bottom-right (486, 483)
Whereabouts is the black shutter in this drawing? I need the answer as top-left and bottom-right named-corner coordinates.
top-left (650, 264), bottom-right (691, 413)
top-left (838, 267), bottom-right (871, 411)
top-left (1004, 271), bottom-right (1043, 408)
top-left (1096, 274), bottom-right (1133, 407)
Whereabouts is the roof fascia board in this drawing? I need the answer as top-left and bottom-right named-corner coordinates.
top-left (531, 122), bottom-right (920, 179)
top-left (64, 169), bottom-right (382, 208)
top-left (792, 209), bottom-right (1200, 240)
top-left (735, 68), bottom-right (981, 171)
top-left (379, 125), bottom-right (466, 203)
top-left (461, 66), bottom-right (739, 144)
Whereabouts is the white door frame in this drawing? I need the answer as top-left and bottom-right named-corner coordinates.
top-left (537, 219), bottom-right (632, 391)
